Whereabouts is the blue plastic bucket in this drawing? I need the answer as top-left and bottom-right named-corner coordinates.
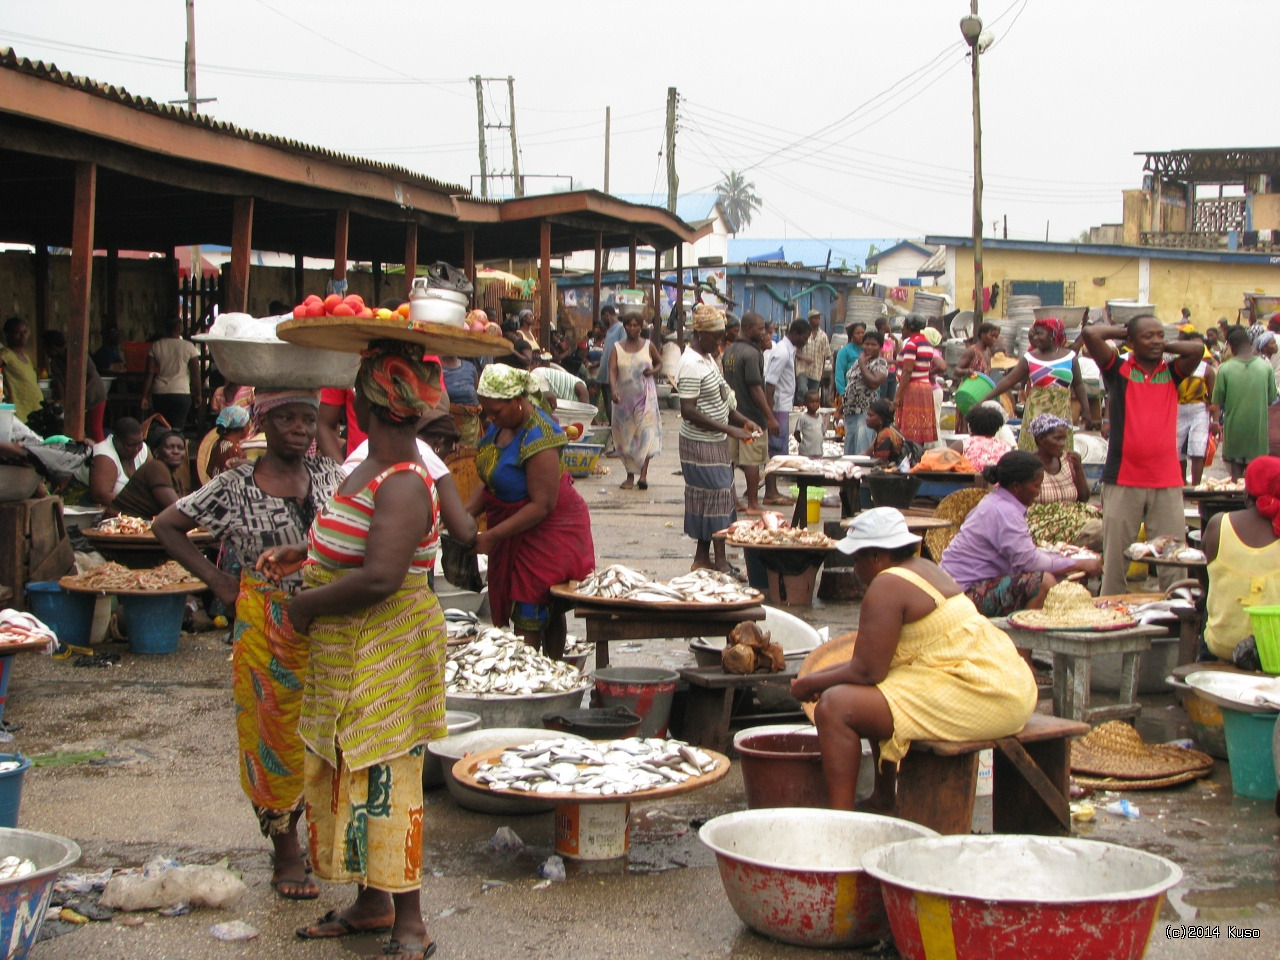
top-left (1220, 709), bottom-right (1279, 800)
top-left (118, 593), bottom-right (185, 655)
top-left (0, 827), bottom-right (81, 960)
top-left (0, 754), bottom-right (30, 828)
top-left (23, 582), bottom-right (94, 650)
top-left (0, 656), bottom-right (12, 728)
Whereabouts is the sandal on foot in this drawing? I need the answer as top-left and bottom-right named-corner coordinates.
top-left (271, 874), bottom-right (320, 900)
top-left (383, 938), bottom-right (437, 960)
top-left (636, 480), bottom-right (648, 490)
top-left (296, 909), bottom-right (393, 940)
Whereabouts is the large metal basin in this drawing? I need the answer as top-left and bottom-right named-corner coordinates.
top-left (0, 827), bottom-right (81, 960)
top-left (421, 711), bottom-right (482, 789)
top-left (194, 335), bottom-right (359, 389)
top-left (430, 727), bottom-right (588, 815)
top-left (445, 680), bottom-right (590, 730)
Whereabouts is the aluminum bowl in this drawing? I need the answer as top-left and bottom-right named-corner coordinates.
top-left (194, 335), bottom-right (359, 389)
top-left (408, 291), bottom-right (468, 327)
top-left (0, 464), bottom-right (39, 502)
top-left (445, 679), bottom-right (591, 730)
top-left (431, 726), bottom-right (589, 815)
top-left (422, 710), bottom-right (483, 789)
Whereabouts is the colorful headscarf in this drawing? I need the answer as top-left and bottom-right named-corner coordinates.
top-left (254, 389), bottom-right (320, 416)
top-left (478, 362), bottom-right (538, 400)
top-left (215, 405), bottom-right (251, 430)
top-left (356, 339), bottom-right (443, 424)
top-left (691, 303), bottom-right (726, 332)
top-left (1029, 413), bottom-right (1072, 438)
top-left (1032, 316), bottom-right (1066, 348)
top-left (1246, 456), bottom-right (1280, 536)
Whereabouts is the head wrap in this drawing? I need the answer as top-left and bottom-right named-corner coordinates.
top-left (691, 304), bottom-right (726, 332)
top-left (922, 327), bottom-right (942, 346)
top-left (478, 362), bottom-right (538, 400)
top-left (1253, 330), bottom-right (1276, 352)
top-left (215, 405), bottom-right (251, 430)
top-left (254, 389), bottom-right (320, 417)
top-left (1029, 413), bottom-right (1072, 439)
top-left (1246, 456), bottom-right (1280, 536)
top-left (356, 339), bottom-right (443, 425)
top-left (1032, 316), bottom-right (1066, 348)
top-left (1177, 322), bottom-right (1197, 335)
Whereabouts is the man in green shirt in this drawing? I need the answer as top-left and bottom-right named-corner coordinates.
top-left (1212, 326), bottom-right (1278, 479)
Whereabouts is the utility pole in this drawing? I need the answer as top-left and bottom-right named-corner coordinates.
top-left (603, 106), bottom-right (611, 194)
top-left (960, 1), bottom-right (984, 326)
top-left (507, 76), bottom-right (522, 197)
top-left (184, 0), bottom-right (198, 113)
top-left (665, 86), bottom-right (679, 214)
top-left (473, 76), bottom-right (489, 199)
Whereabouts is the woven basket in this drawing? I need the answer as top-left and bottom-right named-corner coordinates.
top-left (1070, 721), bottom-right (1215, 780)
top-left (796, 631), bottom-right (858, 722)
top-left (1072, 770), bottom-right (1208, 792)
top-left (926, 488), bottom-right (987, 560)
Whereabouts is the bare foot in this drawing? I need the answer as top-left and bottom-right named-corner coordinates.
top-left (271, 854), bottom-right (319, 900)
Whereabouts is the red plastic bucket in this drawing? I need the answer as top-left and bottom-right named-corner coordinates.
top-left (735, 730), bottom-right (827, 809)
top-left (591, 667), bottom-right (678, 737)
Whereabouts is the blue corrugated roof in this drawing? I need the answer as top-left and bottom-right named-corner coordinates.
top-left (611, 193), bottom-right (722, 224)
top-left (727, 238), bottom-right (900, 269)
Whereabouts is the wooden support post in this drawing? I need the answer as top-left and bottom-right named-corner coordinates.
top-left (333, 208), bottom-right (349, 284)
top-left (628, 234), bottom-right (637, 287)
top-left (592, 231), bottom-right (603, 323)
top-left (675, 243), bottom-right (685, 347)
top-left (539, 219), bottom-right (553, 352)
top-left (293, 253), bottom-right (305, 303)
top-left (66, 162), bottom-right (96, 442)
top-left (653, 249), bottom-right (664, 338)
top-left (105, 248), bottom-right (120, 336)
top-left (463, 228), bottom-right (476, 308)
top-left (404, 223), bottom-right (418, 300)
top-left (372, 261), bottom-right (383, 306)
top-left (227, 196), bottom-right (253, 313)
top-left (33, 245), bottom-right (51, 344)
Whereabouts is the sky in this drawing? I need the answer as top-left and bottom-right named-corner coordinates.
top-left (1, 0), bottom-right (1275, 245)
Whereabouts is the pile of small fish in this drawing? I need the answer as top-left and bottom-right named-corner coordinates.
top-left (724, 512), bottom-right (834, 548)
top-left (1040, 541), bottom-right (1099, 559)
top-left (763, 455), bottom-right (861, 480)
top-left (1192, 477), bottom-right (1245, 492)
top-left (471, 736), bottom-right (718, 796)
top-left (444, 608), bottom-right (479, 641)
top-left (1125, 536), bottom-right (1205, 563)
top-left (445, 628), bottom-right (585, 696)
top-left (574, 564), bottom-right (760, 604)
top-left (0, 856), bottom-right (36, 880)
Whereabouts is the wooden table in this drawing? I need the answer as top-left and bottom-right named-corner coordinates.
top-left (714, 533), bottom-right (831, 607)
top-left (1182, 487), bottom-right (1247, 530)
top-left (767, 469), bottom-right (863, 528)
top-left (906, 470), bottom-right (979, 502)
top-left (678, 662), bottom-right (801, 751)
top-left (993, 618), bottom-right (1166, 723)
top-left (571, 603), bottom-right (766, 669)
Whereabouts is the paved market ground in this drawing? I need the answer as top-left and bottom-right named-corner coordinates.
top-left (11, 407), bottom-right (1280, 959)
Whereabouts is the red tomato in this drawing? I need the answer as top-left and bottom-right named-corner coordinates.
top-left (359, 308), bottom-right (374, 319)
top-left (293, 306), bottom-right (307, 319)
top-left (323, 293), bottom-right (343, 311)
top-left (306, 301), bottom-right (326, 317)
top-left (304, 294), bottom-right (322, 306)
top-left (331, 303), bottom-right (356, 316)
top-left (344, 294), bottom-right (365, 309)
top-left (397, 303), bottom-right (411, 318)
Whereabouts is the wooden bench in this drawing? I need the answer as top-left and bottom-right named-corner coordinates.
top-left (575, 605), bottom-right (766, 670)
top-left (677, 663), bottom-right (801, 752)
top-left (891, 713), bottom-right (1090, 836)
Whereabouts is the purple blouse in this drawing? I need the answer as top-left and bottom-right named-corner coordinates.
top-left (939, 486), bottom-right (1077, 587)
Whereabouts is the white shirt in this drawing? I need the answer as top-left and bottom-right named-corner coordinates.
top-left (341, 438), bottom-right (449, 481)
top-left (74, 436), bottom-right (150, 495)
top-left (764, 336), bottom-right (798, 412)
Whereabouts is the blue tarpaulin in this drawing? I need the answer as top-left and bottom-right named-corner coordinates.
top-left (745, 247), bottom-right (786, 262)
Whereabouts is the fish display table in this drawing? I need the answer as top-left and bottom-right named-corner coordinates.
top-left (766, 469), bottom-right (863, 528)
top-left (992, 618), bottom-right (1166, 723)
top-left (713, 535), bottom-right (830, 608)
top-left (567, 603), bottom-right (767, 669)
top-left (452, 745), bottom-right (730, 860)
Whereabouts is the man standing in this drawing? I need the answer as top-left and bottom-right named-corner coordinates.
top-left (675, 305), bottom-right (761, 573)
top-left (762, 319), bottom-right (812, 505)
top-left (722, 312), bottom-right (775, 514)
top-left (1213, 326), bottom-right (1278, 480)
top-left (1174, 326), bottom-right (1216, 487)
top-left (1083, 315), bottom-right (1203, 595)
top-left (794, 309), bottom-right (830, 406)
top-left (593, 305), bottom-right (624, 423)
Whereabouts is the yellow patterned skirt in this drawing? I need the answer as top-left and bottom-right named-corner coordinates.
top-left (304, 746), bottom-right (425, 892)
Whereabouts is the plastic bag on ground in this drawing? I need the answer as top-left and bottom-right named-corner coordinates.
top-left (100, 860), bottom-right (247, 911)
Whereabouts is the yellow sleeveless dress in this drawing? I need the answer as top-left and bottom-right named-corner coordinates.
top-left (1205, 514), bottom-right (1280, 660)
top-left (875, 566), bottom-right (1038, 763)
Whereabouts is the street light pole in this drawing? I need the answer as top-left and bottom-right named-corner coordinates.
top-left (961, 3), bottom-right (984, 327)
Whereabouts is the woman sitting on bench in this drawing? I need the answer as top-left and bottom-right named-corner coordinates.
top-left (790, 508), bottom-right (1038, 811)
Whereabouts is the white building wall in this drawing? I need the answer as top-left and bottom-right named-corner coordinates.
top-left (872, 249), bottom-right (932, 286)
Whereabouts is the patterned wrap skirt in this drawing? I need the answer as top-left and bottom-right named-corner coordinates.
top-left (896, 380), bottom-right (938, 444)
top-left (679, 435), bottom-right (736, 541)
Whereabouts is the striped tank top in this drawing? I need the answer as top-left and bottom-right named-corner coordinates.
top-left (308, 462), bottom-right (439, 572)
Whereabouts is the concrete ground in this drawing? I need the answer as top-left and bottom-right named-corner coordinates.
top-left (10, 406), bottom-right (1280, 959)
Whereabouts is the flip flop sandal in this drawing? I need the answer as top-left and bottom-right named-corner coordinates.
top-left (295, 909), bottom-right (393, 940)
top-left (383, 939), bottom-right (437, 960)
top-left (271, 874), bottom-right (320, 901)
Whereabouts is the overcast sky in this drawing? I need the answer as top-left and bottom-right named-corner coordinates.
top-left (2, 0), bottom-right (1274, 244)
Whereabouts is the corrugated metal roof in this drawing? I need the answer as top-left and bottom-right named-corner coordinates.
top-left (917, 246), bottom-right (947, 275)
top-left (0, 47), bottom-right (467, 196)
top-left (926, 233), bottom-right (1280, 266)
top-left (865, 240), bottom-right (935, 265)
top-left (727, 238), bottom-right (900, 269)
top-left (610, 193), bottom-right (723, 225)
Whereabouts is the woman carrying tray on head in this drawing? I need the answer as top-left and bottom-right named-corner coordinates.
top-left (470, 363), bottom-right (595, 660)
top-left (939, 451), bottom-right (1101, 617)
top-left (791, 508), bottom-right (1038, 811)
top-left (152, 389), bottom-right (345, 902)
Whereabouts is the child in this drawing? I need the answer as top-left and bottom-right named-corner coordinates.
top-left (866, 398), bottom-right (906, 463)
top-left (207, 405), bottom-right (250, 478)
top-left (957, 402), bottom-right (1012, 471)
top-left (793, 389), bottom-right (824, 457)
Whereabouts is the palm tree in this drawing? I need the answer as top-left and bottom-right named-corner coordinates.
top-left (716, 171), bottom-right (762, 234)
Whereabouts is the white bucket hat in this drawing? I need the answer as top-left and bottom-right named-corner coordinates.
top-left (835, 507), bottom-right (921, 555)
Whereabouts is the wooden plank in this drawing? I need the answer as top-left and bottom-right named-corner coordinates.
top-left (628, 234), bottom-right (637, 287)
top-left (33, 245), bottom-right (50, 351)
top-left (896, 751), bottom-right (977, 835)
top-left (226, 196), bottom-right (253, 313)
top-left (333, 208), bottom-right (349, 283)
top-left (463, 228), bottom-right (476, 308)
top-left (592, 231), bottom-right (603, 326)
top-left (293, 253), bottom-right (305, 303)
top-left (679, 687), bottom-right (736, 752)
top-left (993, 737), bottom-right (1071, 833)
top-left (539, 219), bottom-right (552, 352)
top-left (404, 223), bottom-right (419, 300)
top-left (913, 714), bottom-right (1089, 756)
top-left (66, 161), bottom-right (96, 442)
top-left (679, 664), bottom-right (800, 690)
top-left (105, 248), bottom-right (120, 334)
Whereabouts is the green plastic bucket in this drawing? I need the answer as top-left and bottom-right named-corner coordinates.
top-left (1220, 708), bottom-right (1278, 800)
top-left (1245, 605), bottom-right (1280, 674)
top-left (954, 372), bottom-right (996, 416)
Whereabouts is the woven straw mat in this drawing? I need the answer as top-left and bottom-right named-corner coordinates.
top-left (1070, 721), bottom-right (1214, 780)
top-left (926, 488), bottom-right (987, 560)
top-left (1072, 770), bottom-right (1208, 792)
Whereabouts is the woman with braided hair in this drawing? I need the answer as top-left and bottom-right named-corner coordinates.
top-left (1203, 455), bottom-right (1280, 661)
top-left (470, 362), bottom-right (595, 659)
top-left (261, 340), bottom-right (474, 960)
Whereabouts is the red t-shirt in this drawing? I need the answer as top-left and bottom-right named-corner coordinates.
top-left (1100, 352), bottom-right (1184, 488)
top-left (319, 387), bottom-right (366, 455)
